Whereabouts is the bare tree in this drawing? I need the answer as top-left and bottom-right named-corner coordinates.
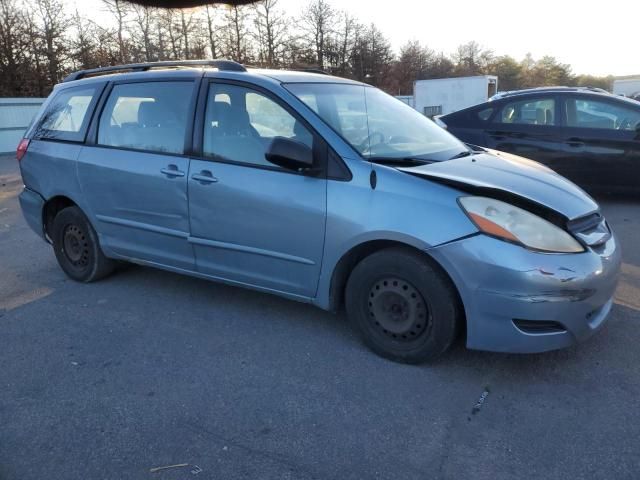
top-left (70, 10), bottom-right (97, 69)
top-left (130, 4), bottom-right (156, 61)
top-left (394, 40), bottom-right (435, 94)
top-left (0, 0), bottom-right (607, 98)
top-left (204, 5), bottom-right (219, 58)
top-left (34, 0), bottom-right (69, 86)
top-left (179, 10), bottom-right (197, 59)
top-left (22, 6), bottom-right (46, 95)
top-left (251, 0), bottom-right (287, 67)
top-left (102, 0), bottom-right (129, 63)
top-left (0, 0), bottom-right (28, 95)
top-left (300, 0), bottom-right (334, 68)
top-left (452, 41), bottom-right (494, 76)
top-left (160, 9), bottom-right (181, 59)
top-left (350, 23), bottom-right (393, 89)
top-left (221, 5), bottom-right (250, 63)
top-left (335, 11), bottom-right (358, 75)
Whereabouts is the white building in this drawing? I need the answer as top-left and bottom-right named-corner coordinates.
top-left (413, 76), bottom-right (498, 117)
top-left (613, 77), bottom-right (640, 99)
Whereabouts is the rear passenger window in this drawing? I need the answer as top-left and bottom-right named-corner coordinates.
top-left (497, 98), bottom-right (555, 126)
top-left (35, 86), bottom-right (98, 141)
top-left (98, 82), bottom-right (193, 154)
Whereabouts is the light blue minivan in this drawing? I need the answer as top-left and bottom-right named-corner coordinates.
top-left (17, 60), bottom-right (621, 363)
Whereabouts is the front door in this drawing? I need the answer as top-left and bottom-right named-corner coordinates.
top-left (77, 80), bottom-right (197, 269)
top-left (558, 95), bottom-right (640, 190)
top-left (188, 81), bottom-right (327, 298)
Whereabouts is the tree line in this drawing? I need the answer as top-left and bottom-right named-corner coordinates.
top-left (0, 0), bottom-right (614, 97)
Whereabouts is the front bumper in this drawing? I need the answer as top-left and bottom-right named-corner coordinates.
top-left (19, 187), bottom-right (46, 240)
top-left (429, 233), bottom-right (621, 353)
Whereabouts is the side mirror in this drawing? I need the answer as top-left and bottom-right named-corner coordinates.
top-left (636, 122), bottom-right (640, 139)
top-left (265, 137), bottom-right (316, 173)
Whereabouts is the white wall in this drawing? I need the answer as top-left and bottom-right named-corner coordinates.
top-left (413, 76), bottom-right (498, 116)
top-left (0, 98), bottom-right (45, 154)
top-left (613, 78), bottom-right (640, 97)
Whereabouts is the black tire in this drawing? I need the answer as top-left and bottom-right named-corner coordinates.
top-left (51, 206), bottom-right (115, 282)
top-left (345, 247), bottom-right (461, 364)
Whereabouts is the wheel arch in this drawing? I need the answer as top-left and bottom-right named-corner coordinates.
top-left (42, 195), bottom-right (79, 241)
top-left (327, 239), bottom-right (466, 330)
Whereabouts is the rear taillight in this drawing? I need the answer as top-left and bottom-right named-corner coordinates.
top-left (16, 138), bottom-right (29, 162)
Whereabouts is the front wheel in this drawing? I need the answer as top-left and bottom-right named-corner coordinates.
top-left (345, 248), bottom-right (461, 363)
top-left (51, 206), bottom-right (115, 282)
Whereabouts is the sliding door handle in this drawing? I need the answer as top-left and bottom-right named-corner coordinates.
top-left (191, 171), bottom-right (218, 184)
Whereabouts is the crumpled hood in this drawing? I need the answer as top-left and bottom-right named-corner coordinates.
top-left (399, 149), bottom-right (599, 220)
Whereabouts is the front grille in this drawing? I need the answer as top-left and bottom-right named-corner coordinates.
top-left (513, 319), bottom-right (567, 334)
top-left (567, 212), bottom-right (611, 247)
top-left (567, 212), bottom-right (602, 233)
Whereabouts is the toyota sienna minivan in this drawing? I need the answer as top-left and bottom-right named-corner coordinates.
top-left (17, 60), bottom-right (621, 363)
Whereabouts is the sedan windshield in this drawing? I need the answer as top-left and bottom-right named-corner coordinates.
top-left (285, 83), bottom-right (468, 162)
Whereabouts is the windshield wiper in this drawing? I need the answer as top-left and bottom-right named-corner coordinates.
top-left (368, 156), bottom-right (431, 166)
top-left (448, 150), bottom-right (473, 160)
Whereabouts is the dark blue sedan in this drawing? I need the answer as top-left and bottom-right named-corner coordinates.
top-left (438, 87), bottom-right (640, 193)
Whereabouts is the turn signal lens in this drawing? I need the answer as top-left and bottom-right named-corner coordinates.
top-left (16, 138), bottom-right (30, 162)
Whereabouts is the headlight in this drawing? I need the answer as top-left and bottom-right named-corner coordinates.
top-left (459, 196), bottom-right (584, 253)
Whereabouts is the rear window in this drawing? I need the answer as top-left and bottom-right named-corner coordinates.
top-left (97, 81), bottom-right (194, 154)
top-left (34, 86), bottom-right (98, 142)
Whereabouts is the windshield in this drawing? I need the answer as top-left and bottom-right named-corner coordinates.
top-left (285, 83), bottom-right (468, 161)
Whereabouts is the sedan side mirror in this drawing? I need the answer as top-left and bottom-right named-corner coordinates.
top-left (265, 137), bottom-right (316, 173)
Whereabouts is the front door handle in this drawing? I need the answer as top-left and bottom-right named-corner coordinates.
top-left (191, 170), bottom-right (218, 184)
top-left (566, 138), bottom-right (585, 147)
top-left (161, 164), bottom-right (185, 178)
top-left (487, 130), bottom-right (508, 140)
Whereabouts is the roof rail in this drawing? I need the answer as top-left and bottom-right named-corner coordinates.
top-left (494, 86), bottom-right (611, 99)
top-left (293, 68), bottom-right (330, 75)
top-left (63, 59), bottom-right (246, 82)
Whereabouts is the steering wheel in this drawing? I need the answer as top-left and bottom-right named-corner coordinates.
top-left (358, 131), bottom-right (385, 152)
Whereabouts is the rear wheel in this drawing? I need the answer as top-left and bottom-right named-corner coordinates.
top-left (51, 206), bottom-right (115, 282)
top-left (345, 247), bottom-right (461, 363)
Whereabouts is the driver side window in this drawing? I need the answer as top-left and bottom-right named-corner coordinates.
top-left (565, 98), bottom-right (640, 131)
top-left (203, 84), bottom-right (313, 168)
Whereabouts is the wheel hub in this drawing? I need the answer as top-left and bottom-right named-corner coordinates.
top-left (63, 224), bottom-right (89, 267)
top-left (368, 278), bottom-right (429, 341)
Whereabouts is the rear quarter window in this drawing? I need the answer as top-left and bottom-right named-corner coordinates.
top-left (477, 107), bottom-right (494, 121)
top-left (34, 86), bottom-right (100, 142)
top-left (445, 106), bottom-right (494, 126)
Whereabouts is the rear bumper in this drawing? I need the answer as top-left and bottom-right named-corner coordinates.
top-left (19, 187), bottom-right (45, 240)
top-left (429, 233), bottom-right (621, 353)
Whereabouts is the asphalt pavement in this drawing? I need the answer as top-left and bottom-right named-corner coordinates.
top-left (1, 154), bottom-right (639, 479)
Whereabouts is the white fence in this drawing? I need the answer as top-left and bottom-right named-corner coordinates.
top-left (0, 98), bottom-right (45, 154)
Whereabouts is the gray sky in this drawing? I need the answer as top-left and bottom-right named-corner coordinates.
top-left (73, 0), bottom-right (639, 77)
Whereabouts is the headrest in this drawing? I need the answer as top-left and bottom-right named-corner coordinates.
top-left (138, 101), bottom-right (162, 127)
